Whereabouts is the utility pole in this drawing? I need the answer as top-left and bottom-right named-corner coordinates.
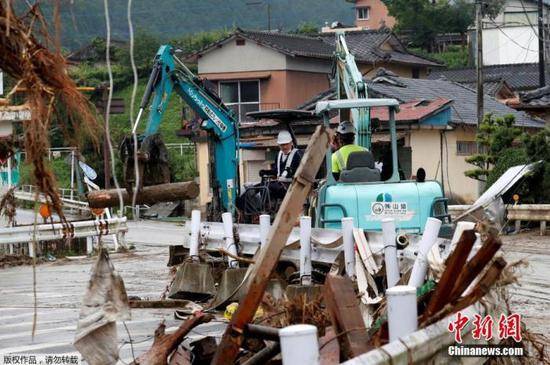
top-left (538, 0), bottom-right (546, 87)
top-left (476, 0), bottom-right (484, 126)
top-left (246, 1), bottom-right (272, 31)
top-left (476, 0), bottom-right (484, 195)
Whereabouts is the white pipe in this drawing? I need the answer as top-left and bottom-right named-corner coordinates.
top-left (279, 324), bottom-right (320, 365)
top-left (408, 217), bottom-right (442, 288)
top-left (299, 216), bottom-right (312, 285)
top-left (387, 285), bottom-right (418, 342)
top-left (28, 241), bottom-right (35, 258)
top-left (86, 237), bottom-right (93, 255)
top-left (382, 218), bottom-right (400, 288)
top-left (7, 157), bottom-right (12, 187)
top-left (259, 214), bottom-right (270, 248)
top-left (222, 212), bottom-right (239, 268)
top-left (189, 210), bottom-right (201, 260)
top-left (342, 217), bottom-right (356, 279)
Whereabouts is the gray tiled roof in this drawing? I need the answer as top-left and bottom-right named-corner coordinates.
top-left (366, 75), bottom-right (543, 128)
top-left (298, 72), bottom-right (544, 128)
top-left (519, 85), bottom-right (550, 107)
top-left (238, 30), bottom-right (335, 60)
top-left (320, 30), bottom-right (441, 66)
top-left (190, 28), bottom-right (441, 67)
top-left (461, 80), bottom-right (506, 97)
top-left (428, 63), bottom-right (550, 91)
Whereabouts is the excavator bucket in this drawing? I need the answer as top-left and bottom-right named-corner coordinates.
top-left (120, 133), bottom-right (171, 190)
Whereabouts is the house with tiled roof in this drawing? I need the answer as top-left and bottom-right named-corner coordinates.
top-left (428, 63), bottom-right (550, 93)
top-left (300, 69), bottom-right (544, 202)
top-left (186, 28), bottom-right (441, 122)
top-left (428, 63), bottom-right (550, 121)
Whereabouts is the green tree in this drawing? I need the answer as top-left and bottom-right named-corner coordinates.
top-left (464, 113), bottom-right (522, 182)
top-left (291, 22), bottom-right (319, 36)
top-left (382, 0), bottom-right (505, 51)
top-left (119, 31), bottom-right (162, 78)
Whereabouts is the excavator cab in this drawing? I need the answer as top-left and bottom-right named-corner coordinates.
top-left (314, 99), bottom-right (451, 234)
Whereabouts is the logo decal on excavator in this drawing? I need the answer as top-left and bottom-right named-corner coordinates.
top-left (371, 193), bottom-right (409, 218)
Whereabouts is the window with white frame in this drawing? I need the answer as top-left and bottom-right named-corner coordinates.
top-left (219, 80), bottom-right (260, 122)
top-left (357, 6), bottom-right (370, 20)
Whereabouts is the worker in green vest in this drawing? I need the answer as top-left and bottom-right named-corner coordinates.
top-left (332, 120), bottom-right (367, 180)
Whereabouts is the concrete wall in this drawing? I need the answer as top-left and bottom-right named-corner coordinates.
top-left (353, 0), bottom-right (396, 29)
top-left (409, 127), bottom-right (479, 203)
top-left (482, 26), bottom-right (539, 65)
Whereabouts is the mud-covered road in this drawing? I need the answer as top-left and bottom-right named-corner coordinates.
top-left (501, 232), bottom-right (550, 336)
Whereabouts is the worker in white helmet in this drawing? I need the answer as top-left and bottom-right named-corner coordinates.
top-left (261, 130), bottom-right (303, 199)
top-left (236, 129), bottom-right (303, 217)
top-left (332, 120), bottom-right (367, 180)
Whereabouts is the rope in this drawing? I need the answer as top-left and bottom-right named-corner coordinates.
top-left (127, 0), bottom-right (140, 211)
top-left (102, 0), bottom-right (124, 222)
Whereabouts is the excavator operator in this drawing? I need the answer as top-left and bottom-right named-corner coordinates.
top-left (260, 130), bottom-right (303, 200)
top-left (331, 121), bottom-right (367, 180)
top-left (236, 130), bottom-right (303, 219)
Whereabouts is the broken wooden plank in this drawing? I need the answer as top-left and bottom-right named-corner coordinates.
top-left (449, 235), bottom-right (502, 299)
top-left (422, 257), bottom-right (507, 327)
top-left (323, 275), bottom-right (372, 360)
top-left (211, 125), bottom-right (332, 365)
top-left (87, 181), bottom-right (199, 208)
top-left (131, 312), bottom-right (213, 365)
top-left (423, 230), bottom-right (476, 318)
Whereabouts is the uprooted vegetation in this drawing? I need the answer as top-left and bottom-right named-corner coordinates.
top-left (0, 1), bottom-right (101, 222)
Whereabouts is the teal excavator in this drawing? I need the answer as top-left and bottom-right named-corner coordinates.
top-left (313, 32), bottom-right (451, 234)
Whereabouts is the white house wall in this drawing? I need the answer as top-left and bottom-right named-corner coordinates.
top-left (409, 128), bottom-right (479, 203)
top-left (198, 40), bottom-right (287, 74)
top-left (482, 26), bottom-right (539, 65)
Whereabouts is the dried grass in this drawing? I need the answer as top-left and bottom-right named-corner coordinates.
top-left (0, 1), bottom-right (101, 221)
top-left (257, 293), bottom-right (331, 332)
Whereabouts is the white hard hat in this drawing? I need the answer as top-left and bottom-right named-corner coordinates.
top-left (277, 130), bottom-right (293, 144)
top-left (336, 120), bottom-right (356, 134)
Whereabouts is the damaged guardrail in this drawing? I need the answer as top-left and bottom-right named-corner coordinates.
top-left (449, 204), bottom-right (550, 235)
top-left (0, 217), bottom-right (128, 256)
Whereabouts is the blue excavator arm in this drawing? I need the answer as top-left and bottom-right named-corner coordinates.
top-left (134, 45), bottom-right (239, 214)
top-left (334, 31), bottom-right (371, 149)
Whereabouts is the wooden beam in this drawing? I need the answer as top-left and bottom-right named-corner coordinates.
top-left (131, 312), bottom-right (213, 365)
top-left (211, 125), bottom-right (332, 365)
top-left (422, 257), bottom-right (507, 327)
top-left (449, 235), bottom-right (502, 299)
top-left (86, 181), bottom-right (199, 208)
top-left (423, 230), bottom-right (476, 318)
top-left (323, 275), bottom-right (371, 360)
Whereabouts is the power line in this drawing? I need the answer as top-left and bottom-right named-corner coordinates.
top-left (487, 18), bottom-right (539, 53)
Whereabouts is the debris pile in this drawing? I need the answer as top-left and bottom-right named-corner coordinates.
top-left (94, 126), bottom-right (521, 365)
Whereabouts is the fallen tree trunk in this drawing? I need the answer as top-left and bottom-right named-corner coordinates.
top-left (132, 312), bottom-right (213, 365)
top-left (87, 182), bottom-right (199, 208)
